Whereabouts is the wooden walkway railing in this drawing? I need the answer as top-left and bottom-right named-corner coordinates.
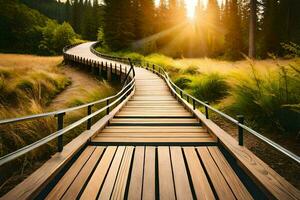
top-left (0, 42), bottom-right (299, 200)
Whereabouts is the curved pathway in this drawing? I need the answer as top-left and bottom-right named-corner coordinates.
top-left (44, 43), bottom-right (256, 200)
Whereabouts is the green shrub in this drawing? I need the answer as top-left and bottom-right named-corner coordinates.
top-left (123, 52), bottom-right (144, 63)
top-left (174, 76), bottom-right (192, 89)
top-left (190, 73), bottom-right (229, 102)
top-left (182, 65), bottom-right (199, 75)
top-left (227, 63), bottom-right (300, 134)
top-left (39, 21), bottom-right (77, 55)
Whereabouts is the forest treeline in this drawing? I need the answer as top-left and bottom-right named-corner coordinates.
top-left (1, 0), bottom-right (300, 59)
top-left (0, 0), bottom-right (78, 55)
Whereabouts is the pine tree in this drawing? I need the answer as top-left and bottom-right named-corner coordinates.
top-left (103, 0), bottom-right (135, 50)
top-left (140, 0), bottom-right (155, 37)
top-left (224, 0), bottom-right (243, 59)
top-left (205, 0), bottom-right (221, 56)
top-left (195, 0), bottom-right (207, 56)
top-left (248, 0), bottom-right (256, 58)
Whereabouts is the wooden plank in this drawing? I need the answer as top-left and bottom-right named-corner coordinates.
top-left (111, 146), bottom-right (134, 199)
top-left (92, 137), bottom-right (216, 143)
top-left (157, 147), bottom-right (176, 200)
top-left (170, 147), bottom-right (193, 200)
top-left (97, 146), bottom-right (126, 200)
top-left (188, 106), bottom-right (300, 200)
top-left (208, 147), bottom-right (253, 200)
top-left (142, 147), bottom-right (156, 200)
top-left (80, 146), bottom-right (117, 200)
top-left (197, 147), bottom-right (235, 200)
top-left (45, 146), bottom-right (96, 200)
top-left (61, 147), bottom-right (105, 200)
top-left (183, 147), bottom-right (215, 200)
top-left (102, 127), bottom-right (207, 133)
top-left (98, 133), bottom-right (210, 138)
top-left (127, 147), bottom-right (145, 200)
top-left (110, 118), bottom-right (198, 123)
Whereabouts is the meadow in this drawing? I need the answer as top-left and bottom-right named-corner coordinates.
top-left (96, 46), bottom-right (300, 150)
top-left (0, 54), bottom-right (118, 195)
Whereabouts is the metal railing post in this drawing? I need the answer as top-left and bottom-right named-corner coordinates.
top-left (87, 105), bottom-right (93, 130)
top-left (205, 102), bottom-right (209, 119)
top-left (237, 115), bottom-right (244, 145)
top-left (193, 99), bottom-right (196, 110)
top-left (152, 64), bottom-right (155, 72)
top-left (56, 113), bottom-right (65, 152)
top-left (106, 99), bottom-right (110, 114)
top-left (180, 91), bottom-right (183, 98)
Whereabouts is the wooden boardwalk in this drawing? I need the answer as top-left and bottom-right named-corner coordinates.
top-left (92, 68), bottom-right (216, 145)
top-left (2, 42), bottom-right (299, 200)
top-left (45, 146), bottom-right (252, 200)
top-left (43, 43), bottom-right (249, 199)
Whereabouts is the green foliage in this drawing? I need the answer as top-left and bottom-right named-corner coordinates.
top-left (0, 0), bottom-right (46, 53)
top-left (227, 62), bottom-right (300, 134)
top-left (281, 42), bottom-right (300, 57)
top-left (0, 0), bottom-right (79, 55)
top-left (39, 21), bottom-right (77, 55)
top-left (174, 76), bottom-right (192, 89)
top-left (97, 28), bottom-right (105, 44)
top-left (189, 73), bottom-right (229, 103)
top-left (181, 65), bottom-right (199, 75)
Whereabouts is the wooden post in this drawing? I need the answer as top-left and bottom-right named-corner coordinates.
top-left (107, 63), bottom-right (112, 81)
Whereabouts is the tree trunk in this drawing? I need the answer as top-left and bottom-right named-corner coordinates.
top-left (248, 0), bottom-right (256, 58)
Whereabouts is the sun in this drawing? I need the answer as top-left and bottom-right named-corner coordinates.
top-left (185, 0), bottom-right (197, 20)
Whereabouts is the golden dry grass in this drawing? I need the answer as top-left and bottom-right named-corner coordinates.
top-left (174, 57), bottom-right (297, 75)
top-left (0, 54), bottom-right (62, 69)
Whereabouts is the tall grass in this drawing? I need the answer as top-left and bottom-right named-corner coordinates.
top-left (0, 55), bottom-right (120, 196)
top-left (227, 59), bottom-right (300, 134)
top-left (188, 73), bottom-right (230, 103)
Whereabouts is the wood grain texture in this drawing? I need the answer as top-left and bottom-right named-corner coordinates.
top-left (97, 146), bottom-right (125, 200)
top-left (197, 147), bottom-right (236, 200)
top-left (110, 146), bottom-right (134, 199)
top-left (45, 146), bottom-right (96, 200)
top-left (80, 146), bottom-right (117, 200)
top-left (183, 147), bottom-right (215, 200)
top-left (127, 147), bottom-right (145, 200)
top-left (61, 147), bottom-right (105, 200)
top-left (157, 147), bottom-right (176, 200)
top-left (208, 147), bottom-right (253, 200)
top-left (170, 147), bottom-right (193, 200)
top-left (142, 147), bottom-right (156, 200)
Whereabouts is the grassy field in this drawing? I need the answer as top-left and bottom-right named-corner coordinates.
top-left (96, 46), bottom-right (300, 138)
top-left (0, 54), bottom-right (119, 196)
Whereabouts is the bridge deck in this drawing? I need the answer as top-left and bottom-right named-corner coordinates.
top-left (43, 43), bottom-right (252, 199)
top-left (92, 68), bottom-right (216, 145)
top-left (45, 146), bottom-right (252, 200)
top-left (4, 42), bottom-right (299, 200)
